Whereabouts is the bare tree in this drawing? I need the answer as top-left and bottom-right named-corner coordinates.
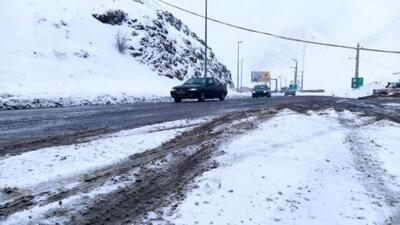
top-left (115, 31), bottom-right (129, 54)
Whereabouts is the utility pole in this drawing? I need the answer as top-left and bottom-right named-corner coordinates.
top-left (278, 76), bottom-right (282, 91)
top-left (300, 71), bottom-right (304, 91)
top-left (355, 43), bottom-right (360, 79)
top-left (237, 41), bottom-right (243, 92)
top-left (291, 58), bottom-right (298, 90)
top-left (301, 43), bottom-right (306, 91)
top-left (240, 58), bottom-right (245, 91)
top-left (204, 0), bottom-right (208, 78)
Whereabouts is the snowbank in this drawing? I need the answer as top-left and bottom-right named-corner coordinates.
top-left (328, 76), bottom-right (397, 98)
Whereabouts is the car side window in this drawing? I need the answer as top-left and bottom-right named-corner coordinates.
top-left (396, 83), bottom-right (400, 88)
top-left (214, 79), bottom-right (222, 87)
top-left (207, 78), bottom-right (215, 86)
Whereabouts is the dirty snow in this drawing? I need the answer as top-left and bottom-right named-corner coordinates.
top-left (2, 168), bottom-right (140, 225)
top-left (158, 110), bottom-right (400, 225)
top-left (383, 103), bottom-right (400, 109)
top-left (363, 120), bottom-right (400, 182)
top-left (0, 117), bottom-right (210, 189)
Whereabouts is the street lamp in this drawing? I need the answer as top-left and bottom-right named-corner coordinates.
top-left (291, 58), bottom-right (298, 90)
top-left (204, 0), bottom-right (208, 78)
top-left (278, 76), bottom-right (282, 91)
top-left (301, 43), bottom-right (306, 91)
top-left (240, 58), bottom-right (245, 92)
top-left (237, 41), bottom-right (243, 92)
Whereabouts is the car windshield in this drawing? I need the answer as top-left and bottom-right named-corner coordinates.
top-left (184, 78), bottom-right (206, 85)
top-left (386, 83), bottom-right (397, 88)
top-left (254, 85), bottom-right (268, 90)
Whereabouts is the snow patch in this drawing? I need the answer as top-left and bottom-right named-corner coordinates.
top-left (158, 110), bottom-right (390, 224)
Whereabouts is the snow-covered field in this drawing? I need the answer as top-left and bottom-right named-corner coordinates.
top-left (155, 110), bottom-right (400, 225)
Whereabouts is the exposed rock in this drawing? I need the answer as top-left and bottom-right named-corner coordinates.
top-left (93, 10), bottom-right (127, 26)
top-left (92, 8), bottom-right (233, 86)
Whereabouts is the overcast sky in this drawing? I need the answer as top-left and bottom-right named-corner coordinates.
top-left (157, 0), bottom-right (400, 90)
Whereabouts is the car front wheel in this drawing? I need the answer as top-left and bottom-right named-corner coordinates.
top-left (174, 97), bottom-right (182, 103)
top-left (378, 92), bottom-right (388, 97)
top-left (198, 92), bottom-right (206, 102)
top-left (219, 92), bottom-right (226, 101)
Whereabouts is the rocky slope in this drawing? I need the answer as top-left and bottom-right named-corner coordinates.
top-left (93, 6), bottom-right (232, 84)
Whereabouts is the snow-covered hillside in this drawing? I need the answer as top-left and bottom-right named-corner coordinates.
top-left (0, 0), bottom-right (232, 109)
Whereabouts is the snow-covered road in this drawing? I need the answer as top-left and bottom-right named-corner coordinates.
top-left (0, 117), bottom-right (212, 224)
top-left (0, 118), bottom-right (212, 189)
top-left (157, 110), bottom-right (400, 225)
top-left (1, 107), bottom-right (400, 225)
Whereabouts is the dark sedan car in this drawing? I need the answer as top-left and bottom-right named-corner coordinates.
top-left (284, 89), bottom-right (296, 96)
top-left (171, 77), bottom-right (228, 103)
top-left (252, 85), bottom-right (271, 98)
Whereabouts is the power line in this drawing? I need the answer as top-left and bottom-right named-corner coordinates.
top-left (156, 0), bottom-right (400, 54)
top-left (360, 57), bottom-right (399, 71)
top-left (360, 15), bottom-right (400, 46)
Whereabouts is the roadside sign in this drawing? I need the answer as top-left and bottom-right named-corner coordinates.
top-left (289, 84), bottom-right (298, 90)
top-left (351, 77), bottom-right (364, 89)
top-left (251, 71), bottom-right (271, 83)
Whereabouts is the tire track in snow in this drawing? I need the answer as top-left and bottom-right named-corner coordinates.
top-left (338, 112), bottom-right (400, 224)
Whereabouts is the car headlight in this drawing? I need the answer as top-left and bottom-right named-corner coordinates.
top-left (189, 88), bottom-right (198, 91)
top-left (263, 91), bottom-right (267, 93)
top-left (171, 88), bottom-right (176, 92)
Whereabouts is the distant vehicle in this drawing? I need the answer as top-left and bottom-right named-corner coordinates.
top-left (284, 89), bottom-right (296, 96)
top-left (171, 77), bottom-right (228, 103)
top-left (252, 85), bottom-right (271, 98)
top-left (373, 82), bottom-right (400, 97)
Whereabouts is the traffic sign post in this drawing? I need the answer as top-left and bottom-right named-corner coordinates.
top-left (289, 84), bottom-right (298, 90)
top-left (352, 77), bottom-right (364, 89)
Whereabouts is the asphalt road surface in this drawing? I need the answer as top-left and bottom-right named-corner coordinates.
top-left (1, 96), bottom-right (399, 156)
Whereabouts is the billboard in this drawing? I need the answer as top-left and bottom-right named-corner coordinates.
top-left (251, 71), bottom-right (271, 82)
